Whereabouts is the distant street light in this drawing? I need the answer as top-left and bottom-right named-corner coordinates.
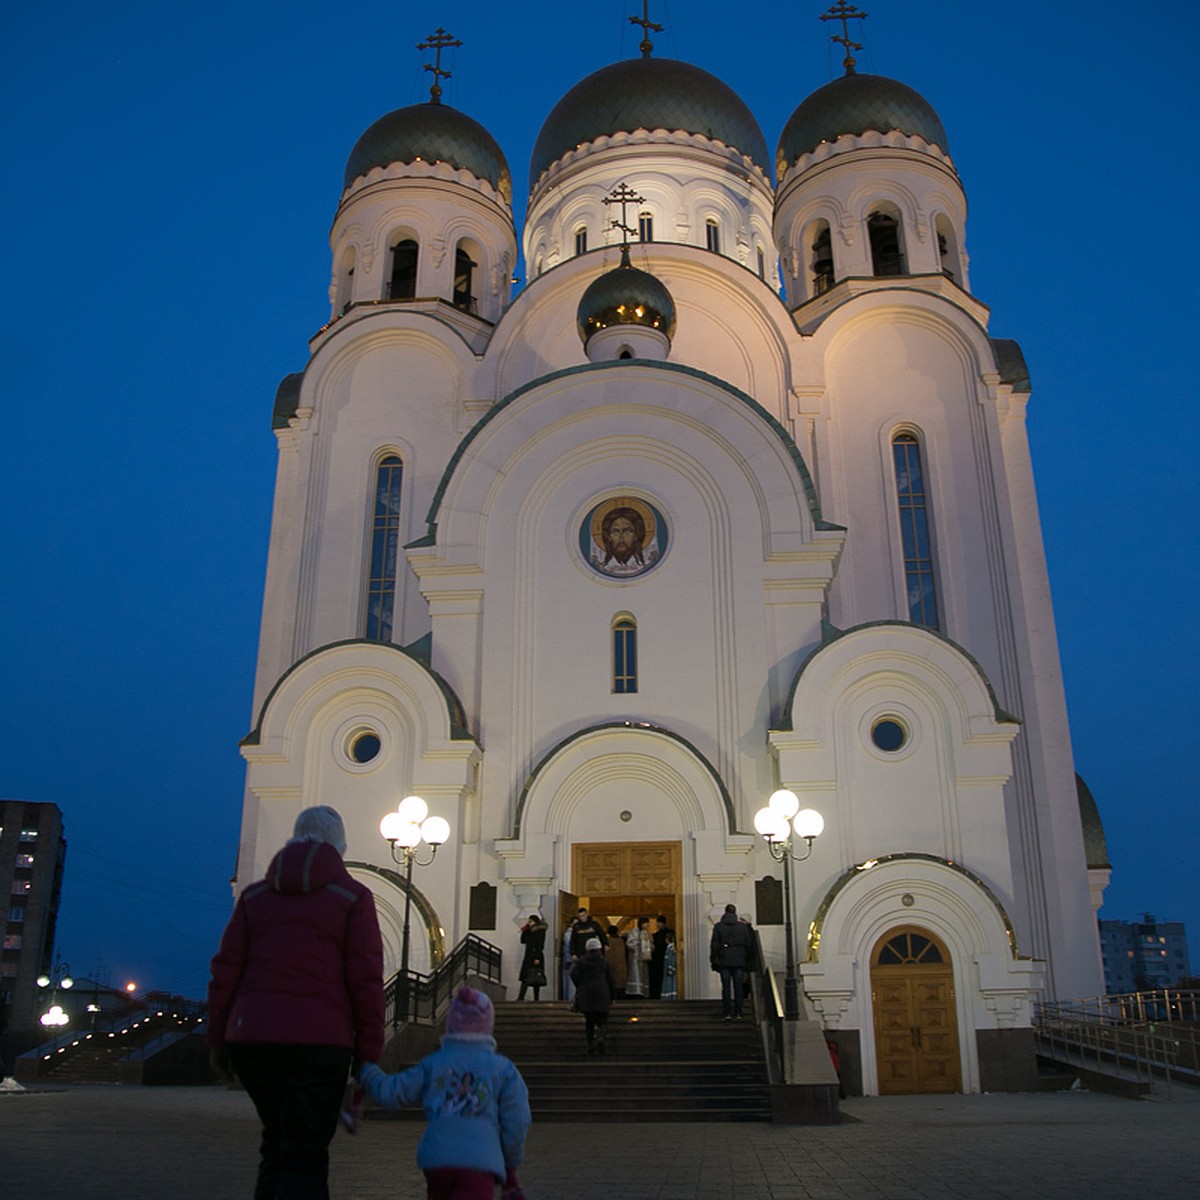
top-left (753, 789), bottom-right (824, 1021)
top-left (37, 955), bottom-right (74, 1028)
top-left (380, 795), bottom-right (450, 1024)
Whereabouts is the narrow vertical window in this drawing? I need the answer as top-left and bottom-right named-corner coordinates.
top-left (574, 226), bottom-right (588, 256)
top-left (705, 219), bottom-right (721, 254)
top-left (612, 616), bottom-right (638, 694)
top-left (389, 239), bottom-right (418, 299)
top-left (453, 246), bottom-right (476, 311)
top-left (365, 455), bottom-right (403, 641)
top-left (638, 211), bottom-right (654, 243)
top-left (756, 246), bottom-right (766, 280)
top-left (892, 433), bottom-right (940, 628)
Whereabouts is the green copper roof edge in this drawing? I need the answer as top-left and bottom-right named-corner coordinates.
top-left (240, 638), bottom-right (476, 746)
top-left (418, 359), bottom-right (836, 542)
top-left (805, 852), bottom-right (1024, 963)
top-left (773, 619), bottom-right (1020, 733)
top-left (509, 721), bottom-right (738, 838)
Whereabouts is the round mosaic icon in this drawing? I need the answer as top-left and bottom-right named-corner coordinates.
top-left (580, 496), bottom-right (668, 580)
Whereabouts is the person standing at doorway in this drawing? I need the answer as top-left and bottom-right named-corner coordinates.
top-left (625, 916), bottom-right (652, 998)
top-left (649, 914), bottom-right (674, 999)
top-left (710, 903), bottom-right (753, 1019)
top-left (569, 907), bottom-right (607, 960)
top-left (517, 912), bottom-right (548, 1001)
top-left (604, 924), bottom-right (628, 998)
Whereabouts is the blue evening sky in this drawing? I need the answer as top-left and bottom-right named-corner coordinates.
top-left (2, 0), bottom-right (1196, 996)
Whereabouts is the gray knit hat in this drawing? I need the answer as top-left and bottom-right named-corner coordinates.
top-left (291, 805), bottom-right (347, 855)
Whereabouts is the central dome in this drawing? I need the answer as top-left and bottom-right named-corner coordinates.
top-left (531, 57), bottom-right (770, 184)
top-left (344, 102), bottom-right (512, 203)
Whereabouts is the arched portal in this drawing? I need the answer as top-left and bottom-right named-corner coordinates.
top-left (871, 926), bottom-right (961, 1094)
top-left (497, 723), bottom-right (753, 1001)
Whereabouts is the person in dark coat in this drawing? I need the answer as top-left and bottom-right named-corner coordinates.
top-left (207, 805), bottom-right (385, 1200)
top-left (709, 903), bottom-right (754, 1018)
top-left (649, 914), bottom-right (674, 999)
top-left (517, 911), bottom-right (548, 1001)
top-left (568, 907), bottom-right (608, 960)
top-left (570, 938), bottom-right (616, 1055)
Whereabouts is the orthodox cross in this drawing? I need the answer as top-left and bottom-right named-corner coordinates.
top-left (820, 2), bottom-right (868, 75)
top-left (605, 182), bottom-right (646, 250)
top-left (418, 27), bottom-right (462, 102)
top-left (629, 1), bottom-right (663, 59)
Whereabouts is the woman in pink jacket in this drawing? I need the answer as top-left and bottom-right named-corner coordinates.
top-left (207, 806), bottom-right (385, 1199)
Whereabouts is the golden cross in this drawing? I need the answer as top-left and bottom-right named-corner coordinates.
top-left (417, 27), bottom-right (462, 102)
top-left (629, 1), bottom-right (663, 59)
top-left (820, 2), bottom-right (868, 75)
top-left (604, 182), bottom-right (646, 249)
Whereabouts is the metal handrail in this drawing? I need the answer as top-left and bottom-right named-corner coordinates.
top-left (1035, 989), bottom-right (1200, 1100)
top-left (385, 933), bottom-right (502, 1027)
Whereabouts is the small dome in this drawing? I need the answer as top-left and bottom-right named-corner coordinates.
top-left (532, 57), bottom-right (769, 183)
top-left (1076, 774), bottom-right (1110, 871)
top-left (577, 248), bottom-right (677, 345)
top-left (344, 102), bottom-right (512, 203)
top-left (776, 73), bottom-right (949, 178)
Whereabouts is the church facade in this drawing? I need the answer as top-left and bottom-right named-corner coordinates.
top-left (232, 30), bottom-right (1106, 1095)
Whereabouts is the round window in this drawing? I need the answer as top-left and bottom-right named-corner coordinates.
top-left (348, 731), bottom-right (382, 764)
top-left (871, 718), bottom-right (907, 753)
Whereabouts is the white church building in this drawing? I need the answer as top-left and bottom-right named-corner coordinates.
top-left (231, 21), bottom-right (1108, 1095)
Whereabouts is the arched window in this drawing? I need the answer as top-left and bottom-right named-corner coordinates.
top-left (364, 455), bottom-right (403, 641)
top-left (612, 616), bottom-right (638, 694)
top-left (335, 246), bottom-right (356, 315)
top-left (756, 246), bottom-right (766, 280)
top-left (453, 245), bottom-right (476, 312)
top-left (705, 218), bottom-right (721, 254)
top-left (868, 210), bottom-right (905, 276)
top-left (935, 214), bottom-right (960, 284)
top-left (811, 221), bottom-right (834, 294)
top-left (638, 211), bottom-right (654, 243)
top-left (892, 432), bottom-right (940, 628)
top-left (388, 239), bottom-right (418, 299)
top-left (574, 226), bottom-right (588, 256)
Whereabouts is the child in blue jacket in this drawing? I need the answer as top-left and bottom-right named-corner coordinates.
top-left (358, 986), bottom-right (530, 1200)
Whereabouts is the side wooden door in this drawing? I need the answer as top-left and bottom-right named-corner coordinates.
top-left (871, 927), bottom-right (961, 1094)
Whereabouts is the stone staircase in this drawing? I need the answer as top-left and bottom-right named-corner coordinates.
top-left (17, 1010), bottom-right (206, 1085)
top-left (491, 999), bottom-right (771, 1122)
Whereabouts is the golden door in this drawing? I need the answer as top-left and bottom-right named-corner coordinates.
top-left (572, 841), bottom-right (683, 991)
top-left (871, 927), bottom-right (961, 1094)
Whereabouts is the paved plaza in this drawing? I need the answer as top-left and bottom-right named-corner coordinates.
top-left (2, 1081), bottom-right (1197, 1199)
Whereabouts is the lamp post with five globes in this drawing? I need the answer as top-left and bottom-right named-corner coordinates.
top-left (753, 789), bottom-right (824, 1021)
top-left (37, 954), bottom-right (74, 1029)
top-left (380, 795), bottom-right (450, 1024)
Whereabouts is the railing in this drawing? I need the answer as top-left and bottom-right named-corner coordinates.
top-left (385, 933), bottom-right (502, 1028)
top-left (1035, 989), bottom-right (1200, 1099)
top-left (747, 927), bottom-right (786, 1083)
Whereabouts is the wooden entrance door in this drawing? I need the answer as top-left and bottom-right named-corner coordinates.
top-left (572, 841), bottom-right (683, 993)
top-left (871, 927), bottom-right (961, 1094)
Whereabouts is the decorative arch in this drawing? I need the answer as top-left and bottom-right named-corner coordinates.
top-left (511, 721), bottom-right (737, 839)
top-left (799, 852), bottom-right (1044, 1095)
top-left (347, 861), bottom-right (447, 975)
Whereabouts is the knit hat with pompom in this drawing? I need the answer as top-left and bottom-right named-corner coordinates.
top-left (446, 986), bottom-right (495, 1035)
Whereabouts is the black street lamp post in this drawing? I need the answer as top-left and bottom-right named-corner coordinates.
top-left (753, 789), bottom-right (824, 1021)
top-left (380, 796), bottom-right (450, 1025)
